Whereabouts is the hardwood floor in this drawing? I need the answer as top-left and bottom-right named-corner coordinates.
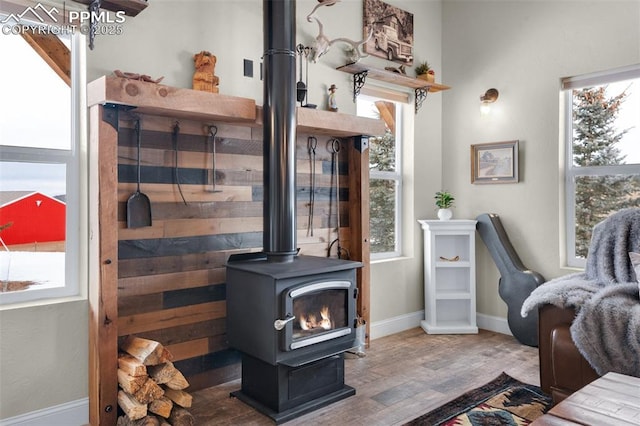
top-left (190, 328), bottom-right (541, 425)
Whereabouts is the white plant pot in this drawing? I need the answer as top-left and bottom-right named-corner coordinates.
top-left (437, 208), bottom-right (453, 221)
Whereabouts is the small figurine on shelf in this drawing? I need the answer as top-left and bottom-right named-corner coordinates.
top-left (193, 51), bottom-right (219, 93)
top-left (328, 84), bottom-right (338, 112)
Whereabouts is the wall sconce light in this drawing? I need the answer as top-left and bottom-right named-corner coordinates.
top-left (480, 88), bottom-right (499, 115)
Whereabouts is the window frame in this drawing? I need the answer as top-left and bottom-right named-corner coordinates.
top-left (0, 27), bottom-right (87, 307)
top-left (562, 64), bottom-right (640, 268)
top-left (357, 93), bottom-right (404, 260)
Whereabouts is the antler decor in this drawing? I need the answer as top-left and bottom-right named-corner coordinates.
top-left (307, 0), bottom-right (371, 64)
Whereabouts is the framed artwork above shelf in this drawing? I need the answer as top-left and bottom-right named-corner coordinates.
top-left (336, 62), bottom-right (451, 113)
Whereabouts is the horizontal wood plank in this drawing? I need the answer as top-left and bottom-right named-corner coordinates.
top-left (117, 147), bottom-right (263, 171)
top-left (118, 233), bottom-right (263, 259)
top-left (118, 293), bottom-right (163, 317)
top-left (118, 217), bottom-right (263, 241)
top-left (118, 249), bottom-right (259, 278)
top-left (126, 318), bottom-right (227, 349)
top-left (118, 268), bottom-right (226, 297)
top-left (118, 115), bottom-right (253, 139)
top-left (117, 182), bottom-right (254, 203)
top-left (166, 335), bottom-right (228, 362)
top-left (119, 301), bottom-right (226, 335)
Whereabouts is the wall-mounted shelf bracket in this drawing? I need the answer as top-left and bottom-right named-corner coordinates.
top-left (337, 63), bottom-right (450, 112)
top-left (352, 71), bottom-right (368, 102)
top-left (415, 88), bottom-right (428, 114)
top-left (102, 103), bottom-right (135, 130)
top-left (353, 135), bottom-right (369, 153)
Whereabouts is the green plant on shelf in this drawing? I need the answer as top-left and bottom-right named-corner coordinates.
top-left (434, 191), bottom-right (455, 209)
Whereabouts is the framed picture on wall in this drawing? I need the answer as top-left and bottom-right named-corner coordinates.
top-left (470, 140), bottom-right (519, 184)
top-left (363, 0), bottom-right (414, 66)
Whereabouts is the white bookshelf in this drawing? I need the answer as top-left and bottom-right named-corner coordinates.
top-left (417, 220), bottom-right (478, 334)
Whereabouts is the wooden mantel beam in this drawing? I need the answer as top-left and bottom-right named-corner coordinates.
top-left (20, 28), bottom-right (71, 87)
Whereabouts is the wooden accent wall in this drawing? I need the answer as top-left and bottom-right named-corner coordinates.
top-left (88, 76), bottom-right (384, 425)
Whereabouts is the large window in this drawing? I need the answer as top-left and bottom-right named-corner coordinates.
top-left (0, 17), bottom-right (86, 305)
top-left (357, 94), bottom-right (403, 259)
top-left (563, 65), bottom-right (640, 267)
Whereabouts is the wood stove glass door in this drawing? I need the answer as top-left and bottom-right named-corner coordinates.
top-left (285, 281), bottom-right (352, 350)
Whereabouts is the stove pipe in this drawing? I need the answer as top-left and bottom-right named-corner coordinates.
top-left (263, 0), bottom-right (298, 263)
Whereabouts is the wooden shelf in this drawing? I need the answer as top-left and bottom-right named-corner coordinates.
top-left (337, 63), bottom-right (450, 92)
top-left (88, 76), bottom-right (257, 123)
top-left (297, 107), bottom-right (386, 137)
top-left (88, 76), bottom-right (386, 137)
top-left (337, 62), bottom-right (451, 113)
top-left (72, 0), bottom-right (148, 17)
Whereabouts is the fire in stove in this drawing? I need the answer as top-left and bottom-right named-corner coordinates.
top-left (293, 289), bottom-right (346, 338)
top-left (298, 306), bottom-right (332, 332)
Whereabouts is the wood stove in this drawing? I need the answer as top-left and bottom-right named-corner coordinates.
top-left (225, 0), bottom-right (360, 423)
top-left (227, 254), bottom-right (360, 423)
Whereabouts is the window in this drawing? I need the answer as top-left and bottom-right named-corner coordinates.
top-left (563, 65), bottom-right (640, 267)
top-left (0, 17), bottom-right (86, 305)
top-left (357, 94), bottom-right (403, 259)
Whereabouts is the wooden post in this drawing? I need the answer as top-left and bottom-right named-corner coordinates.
top-left (88, 105), bottom-right (120, 425)
top-left (348, 136), bottom-right (371, 346)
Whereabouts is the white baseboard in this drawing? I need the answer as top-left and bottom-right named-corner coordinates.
top-left (370, 311), bottom-right (512, 340)
top-left (0, 398), bottom-right (88, 426)
top-left (370, 310), bottom-right (424, 339)
top-left (476, 313), bottom-right (512, 336)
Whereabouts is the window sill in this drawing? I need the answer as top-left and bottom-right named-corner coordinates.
top-left (0, 292), bottom-right (86, 311)
top-left (371, 255), bottom-right (413, 265)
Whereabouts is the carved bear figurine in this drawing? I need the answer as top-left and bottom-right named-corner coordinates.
top-left (193, 51), bottom-right (219, 93)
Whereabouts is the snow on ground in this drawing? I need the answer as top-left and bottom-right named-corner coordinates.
top-left (0, 251), bottom-right (65, 290)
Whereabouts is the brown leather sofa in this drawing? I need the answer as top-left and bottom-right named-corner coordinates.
top-left (538, 304), bottom-right (600, 404)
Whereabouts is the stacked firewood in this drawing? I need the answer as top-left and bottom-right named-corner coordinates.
top-left (116, 336), bottom-right (194, 426)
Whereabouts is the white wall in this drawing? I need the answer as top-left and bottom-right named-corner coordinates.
top-left (0, 302), bottom-right (88, 420)
top-left (370, 0), bottom-right (444, 323)
top-left (441, 0), bottom-right (640, 318)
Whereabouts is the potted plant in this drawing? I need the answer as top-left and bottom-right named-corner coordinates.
top-left (434, 190), bottom-right (454, 220)
top-left (415, 61), bottom-right (435, 83)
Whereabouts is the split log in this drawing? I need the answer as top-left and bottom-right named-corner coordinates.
top-left (159, 346), bottom-right (174, 363)
top-left (118, 390), bottom-right (147, 421)
top-left (147, 361), bottom-right (177, 385)
top-left (116, 414), bottom-right (161, 426)
top-left (118, 337), bottom-right (194, 424)
top-left (165, 369), bottom-right (189, 390)
top-left (118, 369), bottom-right (148, 395)
top-left (163, 388), bottom-right (193, 408)
top-left (133, 379), bottom-right (164, 404)
top-left (121, 336), bottom-right (165, 366)
top-left (148, 396), bottom-right (173, 419)
top-left (118, 353), bottom-right (147, 377)
top-left (168, 407), bottom-right (195, 426)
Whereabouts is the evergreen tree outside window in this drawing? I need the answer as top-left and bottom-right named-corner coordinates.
top-left (357, 95), bottom-right (403, 259)
top-left (563, 65), bottom-right (640, 267)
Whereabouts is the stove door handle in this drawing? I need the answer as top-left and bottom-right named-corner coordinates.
top-left (274, 314), bottom-right (295, 330)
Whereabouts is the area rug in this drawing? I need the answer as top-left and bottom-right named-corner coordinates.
top-left (404, 372), bottom-right (552, 426)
